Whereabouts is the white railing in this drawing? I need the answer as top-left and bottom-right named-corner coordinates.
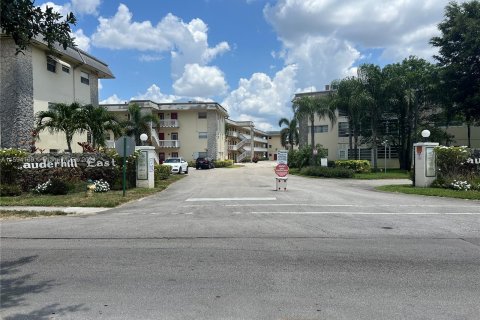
top-left (235, 138), bottom-right (248, 150)
top-left (237, 151), bottom-right (250, 163)
top-left (150, 129), bottom-right (160, 147)
top-left (254, 147), bottom-right (268, 152)
top-left (254, 136), bottom-right (268, 143)
top-left (158, 119), bottom-right (179, 128)
top-left (226, 131), bottom-right (239, 138)
top-left (158, 140), bottom-right (180, 148)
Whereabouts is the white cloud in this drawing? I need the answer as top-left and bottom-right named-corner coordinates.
top-left (100, 94), bottom-right (124, 104)
top-left (133, 84), bottom-right (180, 103)
top-left (139, 54), bottom-right (164, 62)
top-left (40, 0), bottom-right (100, 16)
top-left (91, 4), bottom-right (230, 79)
top-left (71, 29), bottom-right (90, 51)
top-left (173, 64), bottom-right (228, 97)
top-left (71, 0), bottom-right (101, 15)
top-left (222, 65), bottom-right (297, 128)
top-left (39, 2), bottom-right (72, 17)
top-left (263, 0), bottom-right (466, 90)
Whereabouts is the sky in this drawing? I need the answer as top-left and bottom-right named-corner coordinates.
top-left (38, 0), bottom-right (462, 131)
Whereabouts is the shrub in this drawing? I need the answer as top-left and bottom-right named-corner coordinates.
top-left (0, 184), bottom-right (22, 196)
top-left (214, 160), bottom-right (234, 168)
top-left (288, 145), bottom-right (327, 169)
top-left (155, 164), bottom-right (171, 181)
top-left (334, 160), bottom-right (371, 173)
top-left (0, 148), bottom-right (28, 185)
top-left (449, 180), bottom-right (472, 191)
top-left (93, 179), bottom-right (110, 192)
top-left (33, 178), bottom-right (69, 195)
top-left (434, 146), bottom-right (479, 189)
top-left (188, 160), bottom-right (196, 168)
top-left (300, 166), bottom-right (354, 178)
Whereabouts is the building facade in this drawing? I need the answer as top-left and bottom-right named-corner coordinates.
top-left (104, 101), bottom-right (228, 163)
top-left (225, 119), bottom-right (269, 162)
top-left (0, 36), bottom-right (114, 152)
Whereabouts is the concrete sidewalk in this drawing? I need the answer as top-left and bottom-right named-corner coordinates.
top-left (0, 206), bottom-right (111, 214)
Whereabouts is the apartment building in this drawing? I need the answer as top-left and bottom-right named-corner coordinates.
top-left (0, 35), bottom-right (114, 152)
top-left (225, 119), bottom-right (269, 162)
top-left (104, 100), bottom-right (228, 162)
top-left (266, 131), bottom-right (284, 161)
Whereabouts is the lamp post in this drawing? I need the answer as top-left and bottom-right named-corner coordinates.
top-left (382, 140), bottom-right (388, 174)
top-left (421, 129), bottom-right (430, 142)
top-left (140, 133), bottom-right (148, 146)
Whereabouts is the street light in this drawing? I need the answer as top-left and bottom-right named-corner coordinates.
top-left (421, 129), bottom-right (430, 142)
top-left (382, 140), bottom-right (388, 174)
top-left (140, 133), bottom-right (148, 146)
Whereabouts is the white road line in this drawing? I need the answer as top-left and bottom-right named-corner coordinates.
top-left (186, 197), bottom-right (277, 202)
top-left (226, 204), bottom-right (480, 208)
top-left (250, 211), bottom-right (480, 215)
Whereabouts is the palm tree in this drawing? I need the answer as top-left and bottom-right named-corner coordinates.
top-left (278, 117), bottom-right (299, 151)
top-left (35, 102), bottom-right (86, 152)
top-left (293, 95), bottom-right (336, 148)
top-left (121, 103), bottom-right (160, 145)
top-left (330, 77), bottom-right (368, 159)
top-left (82, 104), bottom-right (122, 148)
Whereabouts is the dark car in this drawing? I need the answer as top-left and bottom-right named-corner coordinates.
top-left (196, 157), bottom-right (215, 169)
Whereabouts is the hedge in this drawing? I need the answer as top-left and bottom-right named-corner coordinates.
top-left (299, 166), bottom-right (355, 178)
top-left (214, 159), bottom-right (234, 168)
top-left (334, 160), bottom-right (371, 173)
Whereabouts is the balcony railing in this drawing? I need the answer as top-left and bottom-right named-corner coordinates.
top-left (158, 140), bottom-right (180, 148)
top-left (158, 119), bottom-right (179, 128)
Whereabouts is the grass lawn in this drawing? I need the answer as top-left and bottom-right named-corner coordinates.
top-left (377, 184), bottom-right (480, 200)
top-left (0, 210), bottom-right (68, 219)
top-left (354, 169), bottom-right (410, 179)
top-left (0, 175), bottom-right (184, 208)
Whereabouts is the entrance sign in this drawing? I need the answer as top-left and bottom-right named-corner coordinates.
top-left (137, 150), bottom-right (148, 180)
top-left (277, 150), bottom-right (288, 165)
top-left (275, 163), bottom-right (289, 177)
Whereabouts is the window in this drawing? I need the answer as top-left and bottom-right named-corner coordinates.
top-left (338, 107), bottom-right (348, 117)
top-left (198, 112), bottom-right (207, 119)
top-left (338, 122), bottom-right (349, 137)
top-left (171, 132), bottom-right (178, 140)
top-left (62, 65), bottom-right (70, 73)
top-left (171, 112), bottom-right (178, 120)
top-left (269, 137), bottom-right (272, 139)
top-left (269, 145), bottom-right (272, 148)
top-left (80, 72), bottom-right (90, 85)
top-left (158, 113), bottom-right (164, 120)
top-left (47, 57), bottom-right (57, 73)
top-left (171, 152), bottom-right (178, 158)
top-left (198, 132), bottom-right (208, 139)
top-left (311, 125), bottom-right (328, 133)
top-left (49, 149), bottom-right (59, 153)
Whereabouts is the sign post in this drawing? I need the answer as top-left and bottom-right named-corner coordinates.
top-left (275, 150), bottom-right (289, 190)
top-left (115, 136), bottom-right (136, 196)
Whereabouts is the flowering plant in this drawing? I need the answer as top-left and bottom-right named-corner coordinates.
top-left (93, 179), bottom-right (110, 192)
top-left (449, 180), bottom-right (471, 191)
top-left (32, 179), bottom-right (52, 194)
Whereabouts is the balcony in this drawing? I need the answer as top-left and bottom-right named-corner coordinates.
top-left (254, 136), bottom-right (268, 143)
top-left (158, 140), bottom-right (180, 148)
top-left (158, 119), bottom-right (179, 128)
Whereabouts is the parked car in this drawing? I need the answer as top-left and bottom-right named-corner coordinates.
top-left (196, 157), bottom-right (215, 169)
top-left (163, 157), bottom-right (189, 174)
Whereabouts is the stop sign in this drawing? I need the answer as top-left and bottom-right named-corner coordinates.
top-left (275, 163), bottom-right (289, 177)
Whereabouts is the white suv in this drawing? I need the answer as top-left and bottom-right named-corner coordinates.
top-left (163, 157), bottom-right (189, 174)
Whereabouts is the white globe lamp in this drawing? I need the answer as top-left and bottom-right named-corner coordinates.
top-left (140, 133), bottom-right (148, 146)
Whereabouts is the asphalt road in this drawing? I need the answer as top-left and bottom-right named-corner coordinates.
top-left (1, 162), bottom-right (480, 320)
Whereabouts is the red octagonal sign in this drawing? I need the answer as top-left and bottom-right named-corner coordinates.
top-left (275, 163), bottom-right (289, 177)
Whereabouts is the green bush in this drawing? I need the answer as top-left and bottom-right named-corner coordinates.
top-left (0, 148), bottom-right (28, 185)
top-left (300, 166), bottom-right (354, 178)
top-left (334, 160), bottom-right (371, 173)
top-left (214, 160), bottom-right (234, 168)
top-left (434, 146), bottom-right (479, 189)
top-left (0, 184), bottom-right (22, 196)
top-left (288, 145), bottom-right (327, 169)
top-left (47, 178), bottom-right (69, 195)
top-left (155, 164), bottom-right (171, 182)
top-left (188, 160), bottom-right (196, 168)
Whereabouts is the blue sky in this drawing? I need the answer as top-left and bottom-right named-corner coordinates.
top-left (39, 0), bottom-right (461, 131)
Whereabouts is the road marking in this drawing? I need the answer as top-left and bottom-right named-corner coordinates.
top-left (186, 197), bottom-right (277, 202)
top-left (226, 204), bottom-right (480, 208)
top-left (250, 211), bottom-right (480, 215)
